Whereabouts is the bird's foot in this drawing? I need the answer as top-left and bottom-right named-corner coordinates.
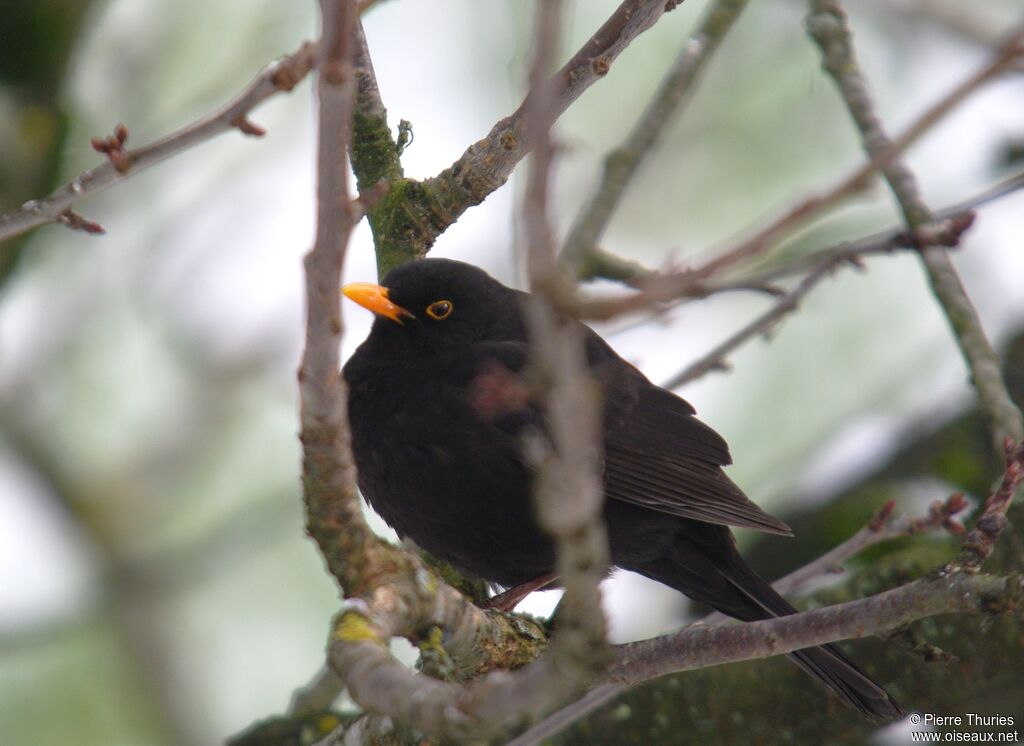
top-left (481, 571), bottom-right (560, 612)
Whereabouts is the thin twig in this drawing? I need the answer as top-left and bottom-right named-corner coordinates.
top-left (505, 683), bottom-right (626, 746)
top-left (959, 438), bottom-right (1024, 569)
top-left (807, 0), bottom-right (1024, 456)
top-left (0, 42), bottom-right (318, 244)
top-left (574, 165), bottom-right (1024, 323)
top-left (744, 172), bottom-right (1024, 285)
top-left (657, 212), bottom-right (974, 388)
top-left (655, 170), bottom-right (1024, 387)
top-left (562, 0), bottom-right (751, 274)
top-left (567, 22), bottom-right (1022, 292)
top-left (690, 19), bottom-right (1024, 278)
top-left (772, 495), bottom-right (968, 597)
top-left (409, 0), bottom-right (686, 259)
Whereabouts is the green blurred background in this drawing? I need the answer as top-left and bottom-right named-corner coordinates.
top-left (1, 1), bottom-right (1022, 744)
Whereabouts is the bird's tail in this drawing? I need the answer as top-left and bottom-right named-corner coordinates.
top-left (627, 534), bottom-right (904, 722)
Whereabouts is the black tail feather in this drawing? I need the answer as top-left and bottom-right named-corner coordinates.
top-left (788, 644), bottom-right (903, 722)
top-left (626, 533), bottom-right (904, 722)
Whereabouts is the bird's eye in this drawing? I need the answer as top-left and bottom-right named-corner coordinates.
top-left (425, 300), bottom-right (453, 320)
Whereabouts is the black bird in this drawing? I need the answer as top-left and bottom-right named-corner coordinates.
top-left (342, 258), bottom-right (903, 722)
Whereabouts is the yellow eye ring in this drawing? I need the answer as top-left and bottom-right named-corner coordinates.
top-left (425, 299), bottom-right (453, 320)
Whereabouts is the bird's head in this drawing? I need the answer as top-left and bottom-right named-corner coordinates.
top-left (343, 258), bottom-right (521, 354)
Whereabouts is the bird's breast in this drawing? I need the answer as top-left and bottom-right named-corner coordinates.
top-left (345, 357), bottom-right (552, 583)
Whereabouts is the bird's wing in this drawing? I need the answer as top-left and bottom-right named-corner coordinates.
top-left (468, 337), bottom-right (791, 536)
top-left (596, 345), bottom-right (792, 536)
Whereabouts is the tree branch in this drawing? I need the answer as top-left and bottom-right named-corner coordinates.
top-left (562, 0), bottom-right (751, 276)
top-left (658, 211), bottom-right (974, 388)
top-left (686, 18), bottom-right (1024, 279)
top-left (0, 42), bottom-right (318, 244)
top-left (512, 439), bottom-right (1022, 744)
top-left (380, 0), bottom-right (686, 266)
top-left (567, 17), bottom-right (1020, 294)
top-left (300, 0), bottom-right (371, 593)
top-left (656, 170), bottom-right (1024, 387)
top-left (571, 166), bottom-right (1024, 324)
top-left (699, 494), bottom-right (968, 627)
top-left (611, 434), bottom-right (1024, 685)
top-left (289, 665), bottom-right (345, 714)
top-left (521, 0), bottom-right (611, 687)
top-left (348, 17), bottom-right (407, 277)
top-left (299, 1), bottom-right (547, 699)
top-left (307, 5), bottom-right (614, 741)
top-left (959, 439), bottom-right (1024, 569)
top-left (807, 0), bottom-right (1024, 456)
top-left (606, 570), bottom-right (1022, 684)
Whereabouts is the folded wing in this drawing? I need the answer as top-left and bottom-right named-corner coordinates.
top-left (601, 362), bottom-right (792, 536)
top-left (470, 335), bottom-right (792, 536)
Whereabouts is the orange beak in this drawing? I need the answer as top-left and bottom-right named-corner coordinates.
top-left (342, 283), bottom-right (414, 324)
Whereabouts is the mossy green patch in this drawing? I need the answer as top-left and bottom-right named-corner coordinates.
top-left (417, 626), bottom-right (456, 681)
top-left (333, 610), bottom-right (383, 644)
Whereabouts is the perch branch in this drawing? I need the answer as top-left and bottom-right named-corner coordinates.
top-left (606, 570), bottom-right (1023, 684)
top-left (513, 568), bottom-right (1023, 745)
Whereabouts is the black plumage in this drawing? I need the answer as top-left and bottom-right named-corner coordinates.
top-left (342, 258), bottom-right (903, 722)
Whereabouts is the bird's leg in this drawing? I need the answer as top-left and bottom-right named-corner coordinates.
top-left (481, 571), bottom-right (561, 611)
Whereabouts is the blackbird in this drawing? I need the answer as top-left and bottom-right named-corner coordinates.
top-left (342, 258), bottom-right (903, 722)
